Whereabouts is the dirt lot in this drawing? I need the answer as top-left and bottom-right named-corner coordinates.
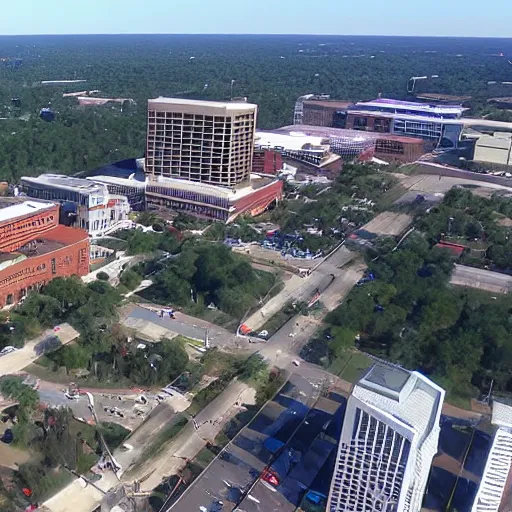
top-left (360, 212), bottom-right (413, 236)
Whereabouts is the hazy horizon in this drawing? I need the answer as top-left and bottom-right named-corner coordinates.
top-left (2, 0), bottom-right (511, 39)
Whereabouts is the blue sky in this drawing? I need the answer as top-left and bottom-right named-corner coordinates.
top-left (2, 0), bottom-right (511, 37)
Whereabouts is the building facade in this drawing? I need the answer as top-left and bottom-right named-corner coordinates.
top-left (86, 175), bottom-right (146, 211)
top-left (146, 175), bottom-right (283, 223)
top-left (0, 199), bottom-right (89, 308)
top-left (328, 363), bottom-right (444, 512)
top-left (21, 174), bottom-right (130, 237)
top-left (0, 198), bottom-right (60, 253)
top-left (302, 100), bottom-right (352, 127)
top-left (252, 149), bottom-right (283, 175)
top-left (351, 98), bottom-right (465, 119)
top-left (374, 136), bottom-right (426, 163)
top-left (470, 401), bottom-right (512, 512)
top-left (145, 97), bottom-right (257, 187)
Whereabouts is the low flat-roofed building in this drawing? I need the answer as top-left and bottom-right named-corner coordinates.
top-left (146, 174), bottom-right (283, 223)
top-left (473, 133), bottom-right (512, 166)
top-left (487, 97), bottom-right (512, 110)
top-left (276, 125), bottom-right (425, 164)
top-left (86, 175), bottom-right (146, 211)
top-left (415, 93), bottom-right (472, 104)
top-left (255, 129), bottom-right (342, 170)
top-left (21, 174), bottom-right (130, 237)
top-left (352, 97), bottom-right (466, 119)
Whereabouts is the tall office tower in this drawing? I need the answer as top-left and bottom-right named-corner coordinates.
top-left (328, 363), bottom-right (445, 512)
top-left (145, 97), bottom-right (257, 187)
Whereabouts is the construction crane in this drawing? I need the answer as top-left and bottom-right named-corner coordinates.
top-left (407, 75), bottom-right (439, 94)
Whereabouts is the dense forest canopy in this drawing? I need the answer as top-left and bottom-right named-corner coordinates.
top-left (0, 35), bottom-right (511, 180)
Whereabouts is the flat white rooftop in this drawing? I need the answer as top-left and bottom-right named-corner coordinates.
top-left (0, 199), bottom-right (55, 223)
top-left (348, 109), bottom-right (512, 131)
top-left (355, 363), bottom-right (444, 441)
top-left (22, 174), bottom-right (108, 195)
top-left (87, 175), bottom-right (146, 188)
top-left (355, 99), bottom-right (465, 115)
top-left (149, 97), bottom-right (256, 111)
top-left (148, 174), bottom-right (277, 201)
top-left (255, 130), bottom-right (328, 151)
top-left (492, 400), bottom-right (512, 428)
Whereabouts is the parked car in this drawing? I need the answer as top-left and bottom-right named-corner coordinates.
top-left (0, 346), bottom-right (16, 356)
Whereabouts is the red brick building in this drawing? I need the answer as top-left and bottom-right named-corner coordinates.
top-left (374, 135), bottom-right (426, 163)
top-left (252, 149), bottom-right (283, 175)
top-left (0, 199), bottom-right (60, 253)
top-left (302, 100), bottom-right (352, 127)
top-left (0, 199), bottom-right (89, 308)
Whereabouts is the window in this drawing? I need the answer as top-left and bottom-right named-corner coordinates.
top-left (374, 119), bottom-right (390, 133)
top-left (51, 258), bottom-right (56, 275)
top-left (353, 117), bottom-right (368, 130)
top-left (6, 294), bottom-right (13, 305)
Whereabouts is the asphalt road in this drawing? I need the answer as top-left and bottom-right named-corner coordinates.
top-left (451, 264), bottom-right (512, 294)
top-left (169, 373), bottom-right (325, 512)
top-left (125, 305), bottom-right (241, 348)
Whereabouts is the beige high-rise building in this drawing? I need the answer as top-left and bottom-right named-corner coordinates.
top-left (146, 97), bottom-right (257, 187)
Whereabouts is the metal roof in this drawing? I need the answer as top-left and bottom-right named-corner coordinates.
top-left (21, 174), bottom-right (108, 195)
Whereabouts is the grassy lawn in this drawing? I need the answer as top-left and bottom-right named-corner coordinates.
top-left (376, 183), bottom-right (408, 210)
top-left (194, 446), bottom-right (216, 468)
top-left (93, 238), bottom-right (128, 251)
top-left (329, 350), bottom-right (373, 383)
top-left (24, 362), bottom-right (133, 388)
top-left (444, 392), bottom-right (472, 411)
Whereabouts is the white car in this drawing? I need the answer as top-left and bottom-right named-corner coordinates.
top-left (0, 346), bottom-right (16, 356)
top-left (292, 360), bottom-right (300, 367)
top-left (258, 330), bottom-right (269, 339)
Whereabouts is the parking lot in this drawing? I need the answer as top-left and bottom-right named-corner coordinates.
top-left (169, 372), bottom-right (340, 512)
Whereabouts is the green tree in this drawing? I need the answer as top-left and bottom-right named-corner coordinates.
top-left (17, 294), bottom-right (62, 328)
top-left (119, 269), bottom-right (142, 290)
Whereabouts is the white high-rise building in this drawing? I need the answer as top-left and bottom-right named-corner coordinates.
top-left (328, 363), bottom-right (445, 512)
top-left (471, 400), bottom-right (512, 512)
